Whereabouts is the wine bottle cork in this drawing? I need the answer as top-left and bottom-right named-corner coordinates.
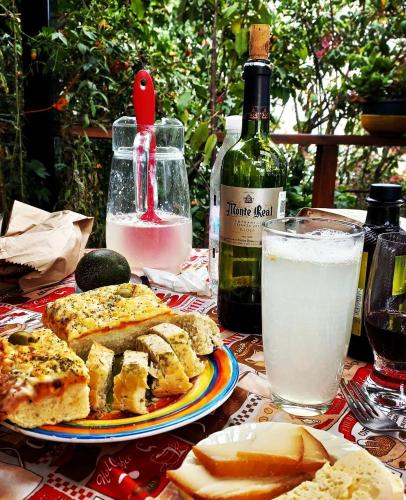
top-left (249, 24), bottom-right (270, 60)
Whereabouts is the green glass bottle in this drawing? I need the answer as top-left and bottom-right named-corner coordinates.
top-left (217, 24), bottom-right (287, 334)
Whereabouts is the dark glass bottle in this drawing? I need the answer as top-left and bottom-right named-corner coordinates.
top-left (217, 25), bottom-right (287, 334)
top-left (348, 183), bottom-right (404, 361)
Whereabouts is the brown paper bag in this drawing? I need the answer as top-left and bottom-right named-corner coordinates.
top-left (0, 201), bottom-right (93, 291)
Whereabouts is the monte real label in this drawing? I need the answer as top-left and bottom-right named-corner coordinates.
top-left (220, 185), bottom-right (285, 248)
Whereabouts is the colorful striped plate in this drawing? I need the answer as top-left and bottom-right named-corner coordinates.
top-left (3, 346), bottom-right (238, 443)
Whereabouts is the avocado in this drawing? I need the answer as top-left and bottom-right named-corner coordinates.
top-left (75, 249), bottom-right (131, 291)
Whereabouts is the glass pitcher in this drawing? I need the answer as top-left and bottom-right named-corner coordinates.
top-left (106, 116), bottom-right (192, 275)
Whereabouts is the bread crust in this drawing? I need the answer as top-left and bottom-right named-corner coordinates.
top-left (8, 383), bottom-right (90, 428)
top-left (87, 342), bottom-right (114, 411)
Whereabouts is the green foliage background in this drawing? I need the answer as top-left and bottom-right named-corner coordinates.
top-left (1, 0), bottom-right (405, 245)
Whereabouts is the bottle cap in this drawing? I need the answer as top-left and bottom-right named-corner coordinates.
top-left (367, 183), bottom-right (404, 205)
top-left (225, 115), bottom-right (242, 133)
top-left (249, 24), bottom-right (270, 60)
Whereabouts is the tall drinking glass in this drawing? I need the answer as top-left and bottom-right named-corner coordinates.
top-left (262, 217), bottom-right (364, 416)
top-left (364, 232), bottom-right (406, 410)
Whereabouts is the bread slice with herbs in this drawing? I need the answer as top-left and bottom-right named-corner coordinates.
top-left (171, 313), bottom-right (222, 355)
top-left (113, 350), bottom-right (149, 414)
top-left (86, 342), bottom-right (114, 411)
top-left (148, 323), bottom-right (205, 378)
top-left (136, 334), bottom-right (192, 397)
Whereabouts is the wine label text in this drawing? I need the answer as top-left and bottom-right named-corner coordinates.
top-left (220, 185), bottom-right (285, 248)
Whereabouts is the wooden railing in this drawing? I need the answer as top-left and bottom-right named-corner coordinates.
top-left (69, 126), bottom-right (406, 208)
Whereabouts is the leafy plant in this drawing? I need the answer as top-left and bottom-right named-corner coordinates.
top-left (0, 0), bottom-right (24, 218)
top-left (2, 0), bottom-right (405, 246)
top-left (343, 5), bottom-right (406, 102)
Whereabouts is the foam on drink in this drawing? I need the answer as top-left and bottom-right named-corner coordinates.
top-left (265, 229), bottom-right (362, 263)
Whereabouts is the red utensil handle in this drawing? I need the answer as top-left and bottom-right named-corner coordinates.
top-left (133, 70), bottom-right (155, 129)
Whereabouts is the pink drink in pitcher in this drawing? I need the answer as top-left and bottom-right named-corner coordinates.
top-left (106, 211), bottom-right (192, 275)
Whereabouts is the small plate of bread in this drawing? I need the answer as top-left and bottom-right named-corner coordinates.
top-left (168, 422), bottom-right (404, 499)
top-left (0, 283), bottom-right (238, 442)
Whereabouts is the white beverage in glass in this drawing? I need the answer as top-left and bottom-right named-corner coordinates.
top-left (262, 218), bottom-right (364, 416)
top-left (106, 211), bottom-right (192, 275)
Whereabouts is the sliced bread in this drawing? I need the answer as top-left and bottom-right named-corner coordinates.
top-left (113, 350), bottom-right (149, 414)
top-left (148, 323), bottom-right (205, 378)
top-left (171, 313), bottom-right (223, 355)
top-left (136, 334), bottom-right (192, 397)
top-left (86, 342), bottom-right (114, 411)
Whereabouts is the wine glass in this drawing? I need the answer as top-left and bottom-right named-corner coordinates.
top-left (364, 232), bottom-right (406, 410)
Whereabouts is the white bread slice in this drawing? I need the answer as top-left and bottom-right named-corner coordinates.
top-left (167, 462), bottom-right (308, 500)
top-left (277, 449), bottom-right (404, 500)
top-left (193, 426), bottom-right (305, 477)
top-left (86, 342), bottom-right (114, 411)
top-left (113, 351), bottom-right (149, 414)
top-left (136, 334), bottom-right (192, 397)
top-left (171, 313), bottom-right (223, 355)
top-left (148, 323), bottom-right (205, 378)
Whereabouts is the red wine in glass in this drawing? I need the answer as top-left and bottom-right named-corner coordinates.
top-left (364, 232), bottom-right (406, 410)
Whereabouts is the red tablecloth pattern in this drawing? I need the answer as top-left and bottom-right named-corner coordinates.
top-left (0, 249), bottom-right (405, 500)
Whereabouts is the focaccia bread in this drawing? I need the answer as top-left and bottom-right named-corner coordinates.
top-left (43, 283), bottom-right (175, 358)
top-left (148, 323), bottom-right (205, 378)
top-left (0, 329), bottom-right (90, 428)
top-left (113, 350), bottom-right (149, 414)
top-left (136, 334), bottom-right (192, 397)
top-left (86, 342), bottom-right (114, 411)
top-left (171, 313), bottom-right (223, 355)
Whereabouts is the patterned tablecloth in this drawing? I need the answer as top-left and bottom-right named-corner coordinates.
top-left (0, 248), bottom-right (405, 500)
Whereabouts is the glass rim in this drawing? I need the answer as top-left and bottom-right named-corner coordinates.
top-left (377, 231), bottom-right (406, 245)
top-left (113, 116), bottom-right (183, 129)
top-left (263, 216), bottom-right (364, 240)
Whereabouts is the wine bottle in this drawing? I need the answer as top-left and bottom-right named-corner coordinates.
top-left (348, 183), bottom-right (404, 361)
top-left (217, 24), bottom-right (287, 334)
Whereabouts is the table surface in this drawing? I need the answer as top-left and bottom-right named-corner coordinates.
top-left (0, 249), bottom-right (405, 500)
